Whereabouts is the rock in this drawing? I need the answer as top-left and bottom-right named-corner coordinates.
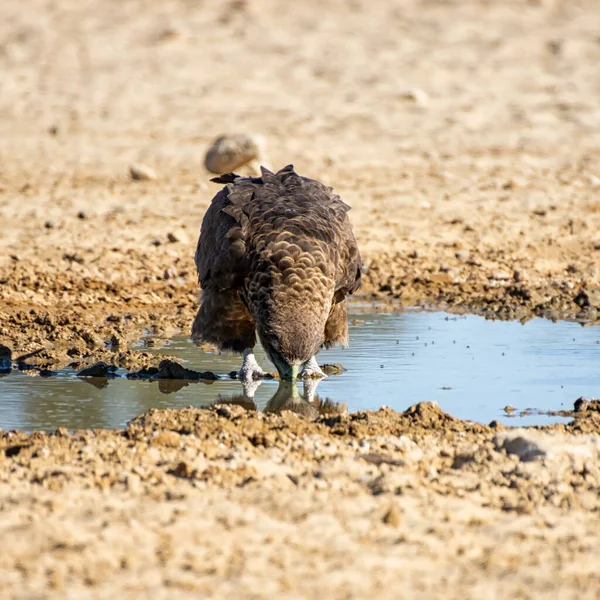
top-left (399, 88), bottom-right (429, 107)
top-left (574, 288), bottom-right (600, 309)
top-left (574, 397), bottom-right (589, 412)
top-left (129, 163), bottom-right (157, 181)
top-left (0, 344), bottom-right (12, 372)
top-left (494, 432), bottom-right (547, 462)
top-left (204, 134), bottom-right (266, 174)
top-left (587, 174), bottom-right (600, 188)
top-left (44, 220), bottom-right (55, 229)
top-left (77, 362), bottom-right (119, 378)
top-left (77, 211), bottom-right (87, 219)
top-left (490, 270), bottom-right (511, 281)
top-left (382, 505), bottom-right (403, 527)
top-left (503, 405), bottom-right (516, 413)
top-left (127, 366), bottom-right (160, 379)
top-left (127, 361), bottom-right (218, 381)
top-left (320, 363), bottom-right (346, 376)
top-left (166, 229), bottom-right (189, 244)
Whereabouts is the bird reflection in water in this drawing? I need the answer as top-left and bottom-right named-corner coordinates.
top-left (219, 379), bottom-right (347, 419)
top-left (79, 375), bottom-right (346, 419)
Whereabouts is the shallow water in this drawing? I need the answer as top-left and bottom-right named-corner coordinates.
top-left (0, 310), bottom-right (598, 431)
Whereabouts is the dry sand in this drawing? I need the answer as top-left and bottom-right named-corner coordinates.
top-left (2, 0), bottom-right (600, 597)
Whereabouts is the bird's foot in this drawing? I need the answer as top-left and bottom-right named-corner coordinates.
top-left (300, 356), bottom-right (327, 379)
top-left (237, 349), bottom-right (266, 382)
top-left (302, 377), bottom-right (322, 403)
top-left (241, 378), bottom-right (263, 400)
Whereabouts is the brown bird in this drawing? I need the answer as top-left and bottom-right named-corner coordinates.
top-left (192, 165), bottom-right (361, 381)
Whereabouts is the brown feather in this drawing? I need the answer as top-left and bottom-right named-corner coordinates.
top-left (192, 165), bottom-right (361, 366)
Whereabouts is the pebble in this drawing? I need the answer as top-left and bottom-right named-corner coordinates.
top-left (398, 88), bottom-right (429, 107)
top-left (382, 505), bottom-right (403, 527)
top-left (321, 363), bottom-right (346, 376)
top-left (44, 220), bottom-right (55, 229)
top-left (0, 344), bottom-right (12, 372)
top-left (77, 211), bottom-right (87, 219)
top-left (490, 270), bottom-right (511, 281)
top-left (129, 163), bottom-right (157, 181)
top-left (204, 134), bottom-right (265, 174)
top-left (587, 174), bottom-right (600, 188)
top-left (167, 229), bottom-right (189, 244)
top-left (77, 362), bottom-right (119, 378)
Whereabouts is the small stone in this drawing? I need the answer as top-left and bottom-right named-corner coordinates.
top-left (204, 134), bottom-right (265, 174)
top-left (77, 362), bottom-right (118, 378)
top-left (320, 363), bottom-right (346, 376)
top-left (0, 344), bottom-right (12, 372)
top-left (44, 220), bottom-right (55, 229)
top-left (546, 39), bottom-right (562, 55)
top-left (77, 211), bottom-right (87, 219)
top-left (574, 288), bottom-right (600, 309)
top-left (129, 163), bottom-right (157, 181)
top-left (382, 506), bottom-right (402, 527)
top-left (167, 229), bottom-right (189, 244)
top-left (399, 88), bottom-right (429, 107)
top-left (587, 174), bottom-right (600, 188)
top-left (490, 270), bottom-right (511, 281)
top-left (503, 405), bottom-right (516, 413)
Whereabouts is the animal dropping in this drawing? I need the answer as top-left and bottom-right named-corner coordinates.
top-left (192, 165), bottom-right (362, 381)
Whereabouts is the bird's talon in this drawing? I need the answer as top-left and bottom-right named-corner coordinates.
top-left (300, 368), bottom-right (327, 379)
top-left (237, 368), bottom-right (266, 382)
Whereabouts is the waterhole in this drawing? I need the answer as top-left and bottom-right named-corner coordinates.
top-left (0, 310), bottom-right (598, 431)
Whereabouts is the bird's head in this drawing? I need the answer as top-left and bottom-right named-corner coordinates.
top-left (257, 316), bottom-right (324, 381)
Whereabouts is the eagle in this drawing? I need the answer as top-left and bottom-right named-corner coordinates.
top-left (192, 165), bottom-right (361, 381)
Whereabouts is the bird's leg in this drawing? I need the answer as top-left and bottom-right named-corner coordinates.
top-left (237, 348), bottom-right (266, 382)
top-left (300, 356), bottom-right (326, 379)
top-left (302, 377), bottom-right (322, 403)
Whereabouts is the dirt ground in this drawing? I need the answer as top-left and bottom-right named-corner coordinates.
top-left (2, 0), bottom-right (600, 597)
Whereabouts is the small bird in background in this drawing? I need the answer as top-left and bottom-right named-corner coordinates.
top-left (192, 165), bottom-right (362, 381)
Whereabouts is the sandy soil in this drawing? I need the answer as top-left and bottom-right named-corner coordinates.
top-left (2, 0), bottom-right (600, 597)
top-left (2, 402), bottom-right (600, 599)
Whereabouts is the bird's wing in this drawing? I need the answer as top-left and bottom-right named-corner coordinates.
top-left (195, 179), bottom-right (251, 292)
top-left (196, 165), bottom-right (362, 298)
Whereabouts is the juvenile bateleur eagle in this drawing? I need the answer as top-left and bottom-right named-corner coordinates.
top-left (192, 165), bottom-right (361, 381)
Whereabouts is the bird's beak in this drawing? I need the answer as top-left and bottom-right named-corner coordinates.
top-left (268, 349), bottom-right (300, 381)
top-left (278, 363), bottom-right (299, 381)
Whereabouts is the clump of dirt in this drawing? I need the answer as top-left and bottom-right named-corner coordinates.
top-left (77, 362), bottom-right (119, 378)
top-left (127, 359), bottom-right (218, 381)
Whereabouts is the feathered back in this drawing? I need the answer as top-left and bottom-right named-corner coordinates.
top-left (195, 165), bottom-right (361, 364)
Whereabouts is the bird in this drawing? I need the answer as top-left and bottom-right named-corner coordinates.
top-left (192, 164), bottom-right (361, 381)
